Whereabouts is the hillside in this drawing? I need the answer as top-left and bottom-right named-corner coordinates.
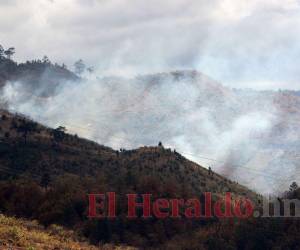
top-left (1, 110), bottom-right (300, 249)
top-left (0, 109), bottom-right (256, 198)
top-left (0, 109), bottom-right (259, 247)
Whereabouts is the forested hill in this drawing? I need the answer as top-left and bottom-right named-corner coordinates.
top-left (0, 45), bottom-right (78, 96)
top-left (0, 107), bottom-right (299, 249)
top-left (0, 109), bottom-right (256, 199)
top-left (0, 109), bottom-right (259, 247)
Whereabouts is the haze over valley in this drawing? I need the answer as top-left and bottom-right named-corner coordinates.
top-left (1, 65), bottom-right (300, 194)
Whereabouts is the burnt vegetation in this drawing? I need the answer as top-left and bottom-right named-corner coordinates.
top-left (0, 110), bottom-right (299, 249)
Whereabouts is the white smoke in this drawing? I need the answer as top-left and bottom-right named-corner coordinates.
top-left (1, 0), bottom-right (300, 89)
top-left (2, 70), bottom-right (295, 194)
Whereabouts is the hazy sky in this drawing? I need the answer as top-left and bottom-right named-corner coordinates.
top-left (1, 0), bottom-right (300, 89)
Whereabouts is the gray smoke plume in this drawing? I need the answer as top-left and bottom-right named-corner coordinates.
top-left (2, 70), bottom-right (298, 194)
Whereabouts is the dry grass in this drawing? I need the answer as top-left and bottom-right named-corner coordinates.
top-left (0, 214), bottom-right (135, 250)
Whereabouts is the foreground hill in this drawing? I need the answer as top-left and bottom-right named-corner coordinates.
top-left (0, 214), bottom-right (133, 250)
top-left (0, 110), bottom-right (299, 249)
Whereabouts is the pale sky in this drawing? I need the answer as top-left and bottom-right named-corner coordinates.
top-left (1, 0), bottom-right (300, 89)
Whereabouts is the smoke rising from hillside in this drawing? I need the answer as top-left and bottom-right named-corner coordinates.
top-left (2, 71), bottom-right (295, 194)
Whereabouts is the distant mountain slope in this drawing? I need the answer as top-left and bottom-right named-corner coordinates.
top-left (0, 57), bottom-right (78, 97)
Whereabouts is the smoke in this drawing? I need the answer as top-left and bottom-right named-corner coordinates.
top-left (2, 70), bottom-right (295, 194)
top-left (1, 0), bottom-right (300, 89)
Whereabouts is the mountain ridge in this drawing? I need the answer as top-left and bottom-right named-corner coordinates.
top-left (0, 108), bottom-right (261, 247)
